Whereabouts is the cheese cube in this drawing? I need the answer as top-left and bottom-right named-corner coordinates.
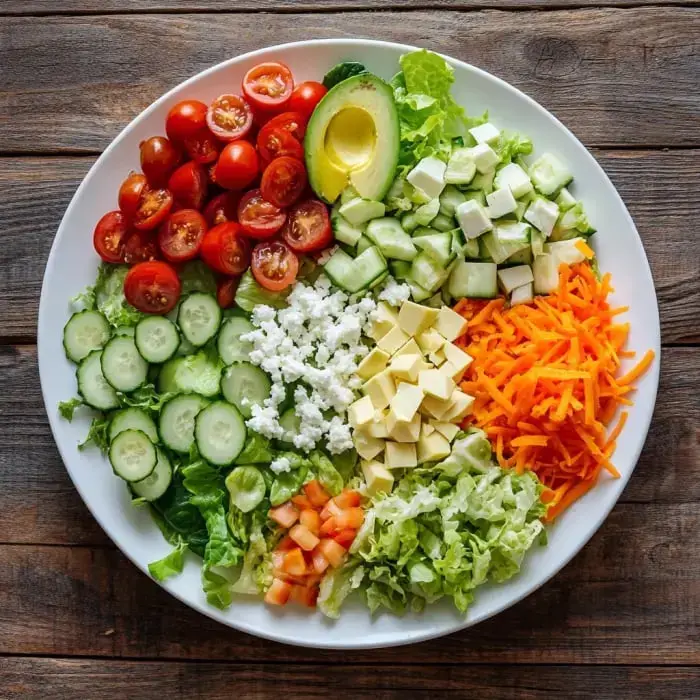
top-left (498, 265), bottom-right (534, 295)
top-left (417, 431), bottom-right (451, 463)
top-left (394, 338), bottom-right (422, 359)
top-left (432, 421), bottom-right (460, 442)
top-left (348, 395), bottom-right (375, 427)
top-left (416, 328), bottom-right (445, 355)
top-left (353, 431), bottom-right (385, 461)
top-left (510, 282), bottom-right (534, 306)
top-left (442, 390), bottom-right (475, 422)
top-left (439, 361), bottom-right (466, 383)
top-left (406, 156), bottom-right (446, 200)
top-left (419, 369), bottom-right (455, 401)
top-left (364, 418), bottom-right (389, 439)
top-left (388, 413), bottom-right (421, 443)
top-left (443, 342), bottom-right (473, 374)
top-left (433, 307), bottom-right (468, 342)
top-left (421, 394), bottom-right (452, 420)
top-left (469, 144), bottom-right (500, 174)
top-left (389, 353), bottom-right (422, 383)
top-left (524, 197), bottom-right (560, 236)
top-left (398, 300), bottom-right (439, 336)
top-left (469, 122), bottom-right (501, 146)
top-left (421, 422), bottom-right (436, 437)
top-left (456, 200), bottom-right (492, 240)
top-left (385, 441), bottom-right (418, 469)
top-left (369, 302), bottom-right (399, 340)
top-left (356, 347), bottom-right (390, 380)
top-left (428, 347), bottom-right (446, 367)
top-left (377, 325), bottom-right (411, 355)
top-left (389, 382), bottom-right (425, 422)
top-left (486, 187), bottom-right (517, 219)
top-left (362, 460), bottom-right (394, 495)
top-left (362, 369), bottom-right (396, 410)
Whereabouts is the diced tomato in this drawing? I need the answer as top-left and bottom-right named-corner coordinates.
top-left (319, 516), bottom-right (337, 537)
top-left (335, 507), bottom-right (364, 531)
top-left (317, 538), bottom-right (347, 569)
top-left (334, 490), bottom-right (362, 509)
top-left (289, 524), bottom-right (320, 552)
top-left (282, 547), bottom-right (307, 577)
top-left (299, 509), bottom-right (321, 536)
top-left (264, 578), bottom-right (291, 606)
top-left (289, 583), bottom-right (319, 608)
top-left (291, 494), bottom-right (313, 510)
top-left (311, 548), bottom-right (330, 575)
top-left (303, 480), bottom-right (330, 507)
top-left (319, 498), bottom-right (343, 522)
top-left (333, 529), bottom-right (357, 549)
top-left (269, 502), bottom-right (299, 529)
top-left (275, 534), bottom-right (297, 552)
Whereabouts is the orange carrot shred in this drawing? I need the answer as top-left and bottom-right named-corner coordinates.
top-left (574, 239), bottom-right (595, 259)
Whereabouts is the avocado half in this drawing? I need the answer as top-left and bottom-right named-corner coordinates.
top-left (305, 73), bottom-right (399, 204)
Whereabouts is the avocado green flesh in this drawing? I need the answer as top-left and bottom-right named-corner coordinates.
top-left (304, 73), bottom-right (399, 204)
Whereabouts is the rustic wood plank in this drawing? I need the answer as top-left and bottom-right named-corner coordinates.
top-left (0, 9), bottom-right (698, 151)
top-left (1, 151), bottom-right (698, 343)
top-left (2, 658), bottom-right (700, 700)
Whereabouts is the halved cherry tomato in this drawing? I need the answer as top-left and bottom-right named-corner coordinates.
top-left (264, 111), bottom-right (307, 141)
top-left (288, 81), bottom-right (327, 119)
top-left (124, 260), bottom-right (182, 314)
top-left (203, 192), bottom-right (240, 227)
top-left (257, 125), bottom-right (303, 163)
top-left (123, 230), bottom-right (160, 264)
top-left (261, 156), bottom-right (307, 208)
top-left (168, 161), bottom-right (208, 210)
top-left (166, 100), bottom-right (208, 142)
top-left (93, 210), bottom-right (129, 263)
top-left (206, 94), bottom-right (253, 142)
top-left (200, 222), bottom-right (251, 276)
top-left (281, 199), bottom-right (332, 253)
top-left (139, 136), bottom-right (181, 187)
top-left (118, 172), bottom-right (147, 218)
top-left (158, 209), bottom-right (207, 263)
top-left (214, 141), bottom-right (259, 190)
top-left (242, 61), bottom-right (294, 112)
top-left (237, 189), bottom-right (286, 240)
top-left (132, 186), bottom-right (174, 231)
top-left (183, 127), bottom-right (221, 164)
top-left (251, 240), bottom-right (299, 291)
top-left (216, 277), bottom-right (239, 309)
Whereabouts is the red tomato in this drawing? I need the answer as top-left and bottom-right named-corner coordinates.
top-left (139, 136), bottom-right (181, 187)
top-left (281, 199), bottom-right (332, 253)
top-left (206, 94), bottom-right (253, 142)
top-left (242, 61), bottom-right (294, 112)
top-left (118, 172), bottom-right (147, 218)
top-left (132, 186), bottom-right (174, 231)
top-left (168, 161), bottom-right (208, 210)
top-left (237, 189), bottom-right (286, 240)
top-left (200, 222), bottom-right (251, 276)
top-left (251, 240), bottom-right (299, 291)
top-left (93, 210), bottom-right (129, 263)
top-left (264, 111), bottom-right (307, 141)
top-left (123, 230), bottom-right (160, 264)
top-left (158, 209), bottom-right (208, 263)
top-left (166, 100), bottom-right (208, 142)
top-left (213, 141), bottom-right (259, 190)
top-left (261, 156), bottom-right (307, 208)
top-left (203, 192), bottom-right (240, 227)
top-left (124, 260), bottom-right (181, 314)
top-left (332, 529), bottom-right (357, 549)
top-left (183, 128), bottom-right (221, 164)
top-left (216, 277), bottom-right (239, 309)
top-left (288, 81), bottom-right (327, 119)
top-left (257, 125), bottom-right (303, 163)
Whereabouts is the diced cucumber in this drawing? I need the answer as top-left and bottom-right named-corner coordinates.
top-left (504, 247), bottom-right (533, 265)
top-left (533, 253), bottom-right (559, 294)
top-left (529, 153), bottom-right (573, 195)
top-left (439, 185), bottom-right (467, 217)
top-left (448, 261), bottom-right (498, 299)
top-left (498, 265), bottom-right (534, 294)
top-left (366, 218), bottom-right (417, 262)
top-left (555, 187), bottom-right (576, 212)
top-left (195, 401), bottom-right (246, 466)
top-left (101, 336), bottom-right (149, 393)
top-left (414, 198), bottom-right (440, 226)
top-left (217, 316), bottom-right (254, 365)
top-left (531, 229), bottom-right (546, 256)
top-left (131, 447), bottom-right (173, 501)
top-left (109, 408), bottom-right (158, 444)
top-left (401, 211), bottom-right (419, 233)
top-left (408, 280), bottom-right (433, 302)
top-left (356, 235), bottom-right (373, 254)
top-left (389, 260), bottom-right (412, 280)
top-left (354, 247), bottom-right (389, 288)
top-left (465, 169), bottom-right (495, 194)
top-left (323, 245), bottom-right (388, 293)
top-left (524, 196), bottom-right (560, 236)
top-left (510, 282), bottom-right (534, 306)
top-left (463, 190), bottom-right (486, 206)
top-left (340, 186), bottom-right (360, 205)
top-left (76, 350), bottom-right (119, 411)
top-left (431, 213), bottom-right (456, 232)
top-left (331, 207), bottom-right (364, 246)
top-left (481, 222), bottom-right (531, 264)
top-left (551, 202), bottom-right (596, 240)
top-left (339, 197), bottom-right (385, 226)
top-left (545, 238), bottom-right (589, 265)
top-left (158, 351), bottom-right (222, 397)
top-left (178, 292), bottom-right (221, 347)
top-left (413, 233), bottom-right (454, 266)
top-left (412, 226), bottom-right (439, 238)
top-left (159, 393), bottom-right (209, 453)
top-left (409, 252), bottom-right (450, 293)
top-left (445, 147), bottom-right (477, 185)
top-left (494, 163), bottom-right (532, 199)
top-left (424, 292), bottom-right (444, 309)
top-left (221, 362), bottom-right (271, 419)
top-left (368, 270), bottom-right (389, 290)
top-left (134, 316), bottom-right (179, 364)
top-left (63, 310), bottom-right (111, 363)
top-left (460, 235), bottom-right (480, 259)
top-left (477, 236), bottom-right (494, 262)
top-left (109, 429), bottom-right (157, 483)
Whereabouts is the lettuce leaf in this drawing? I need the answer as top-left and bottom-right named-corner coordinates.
top-left (148, 538), bottom-right (187, 582)
top-left (323, 61), bottom-right (367, 89)
top-left (95, 264), bottom-right (144, 328)
top-left (234, 269), bottom-right (290, 313)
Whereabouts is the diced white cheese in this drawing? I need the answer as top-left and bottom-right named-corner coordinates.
top-left (468, 144), bottom-right (500, 174)
top-left (417, 431), bottom-right (451, 463)
top-left (510, 282), bottom-right (534, 306)
top-left (524, 197), bottom-right (560, 236)
top-left (416, 328), bottom-right (445, 354)
top-left (348, 395), bottom-right (375, 427)
top-left (385, 441), bottom-right (418, 469)
top-left (469, 122), bottom-right (501, 145)
top-left (377, 325), bottom-right (410, 355)
top-left (486, 187), bottom-right (518, 219)
top-left (498, 265), bottom-right (534, 294)
top-left (269, 457), bottom-right (292, 474)
top-left (406, 157), bottom-right (447, 200)
top-left (418, 369), bottom-right (455, 401)
top-left (433, 306), bottom-right (468, 342)
top-left (455, 200), bottom-right (492, 240)
top-left (387, 412), bottom-right (422, 443)
top-left (394, 338), bottom-right (421, 359)
top-left (388, 353), bottom-right (422, 383)
top-left (398, 300), bottom-right (439, 336)
top-left (389, 382), bottom-right (425, 422)
top-left (356, 347), bottom-right (390, 380)
top-left (362, 460), bottom-right (394, 495)
top-left (494, 163), bottom-right (533, 199)
top-left (441, 390), bottom-right (475, 422)
top-left (362, 369), bottom-right (396, 410)
top-left (432, 421), bottom-right (460, 442)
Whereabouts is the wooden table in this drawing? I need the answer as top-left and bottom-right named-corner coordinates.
top-left (1, 1), bottom-right (699, 697)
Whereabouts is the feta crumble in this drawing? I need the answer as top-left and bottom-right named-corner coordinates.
top-left (269, 456), bottom-right (292, 474)
top-left (378, 277), bottom-right (411, 307)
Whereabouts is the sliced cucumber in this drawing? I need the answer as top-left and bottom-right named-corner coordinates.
top-left (365, 218), bottom-right (417, 262)
top-left (221, 362), bottom-right (271, 419)
top-left (529, 153), bottom-right (573, 196)
top-left (77, 350), bottom-right (119, 411)
top-left (158, 351), bottom-right (222, 397)
top-left (331, 207), bottom-right (364, 246)
top-left (278, 407), bottom-right (300, 446)
top-left (63, 310), bottom-right (111, 363)
top-left (159, 393), bottom-right (209, 453)
top-left (323, 246), bottom-right (387, 293)
top-left (178, 292), bottom-right (222, 347)
top-left (481, 222), bottom-right (531, 264)
top-left (109, 408), bottom-right (158, 444)
top-left (135, 316), bottom-right (179, 364)
top-left (109, 429), bottom-right (157, 482)
top-left (217, 317), bottom-right (254, 366)
top-left (408, 280), bottom-right (433, 302)
top-left (431, 213), bottom-right (456, 232)
top-left (389, 260), bottom-right (412, 280)
top-left (439, 185), bottom-right (466, 217)
top-left (195, 401), bottom-right (247, 466)
top-left (132, 448), bottom-right (172, 501)
top-left (101, 336), bottom-right (149, 393)
top-left (409, 251), bottom-right (450, 293)
top-left (413, 233), bottom-right (454, 266)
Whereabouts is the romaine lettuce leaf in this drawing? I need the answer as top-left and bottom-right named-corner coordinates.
top-left (95, 264), bottom-right (143, 328)
top-left (148, 538), bottom-right (187, 582)
top-left (234, 269), bottom-right (290, 313)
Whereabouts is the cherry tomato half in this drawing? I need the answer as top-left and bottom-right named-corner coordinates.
top-left (288, 82), bottom-right (327, 120)
top-left (93, 210), bottom-right (129, 263)
top-left (216, 277), bottom-right (239, 309)
top-left (183, 127), bottom-right (221, 165)
top-left (257, 125), bottom-right (304, 163)
top-left (206, 94), bottom-right (253, 142)
top-left (118, 172), bottom-right (147, 218)
top-left (133, 186), bottom-right (174, 231)
top-left (251, 240), bottom-right (299, 291)
top-left (166, 100), bottom-right (208, 142)
top-left (264, 111), bottom-right (307, 141)
top-left (200, 222), bottom-right (251, 276)
top-left (203, 192), bottom-right (241, 227)
top-left (168, 161), bottom-right (208, 210)
top-left (124, 260), bottom-right (182, 314)
top-left (213, 141), bottom-right (259, 190)
top-left (139, 136), bottom-right (181, 187)
top-left (242, 61), bottom-right (294, 113)
top-left (281, 199), bottom-right (332, 253)
top-left (261, 156), bottom-right (307, 208)
top-left (123, 230), bottom-right (160, 264)
top-left (237, 189), bottom-right (286, 240)
top-left (158, 209), bottom-right (208, 263)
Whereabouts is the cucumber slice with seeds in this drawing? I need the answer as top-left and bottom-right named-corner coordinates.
top-left (63, 310), bottom-right (111, 363)
top-left (135, 316), bottom-right (179, 363)
top-left (178, 292), bottom-right (221, 347)
top-left (109, 429), bottom-right (157, 482)
top-left (220, 362), bottom-right (271, 419)
top-left (101, 336), bottom-right (149, 392)
top-left (109, 408), bottom-right (158, 444)
top-left (77, 350), bottom-right (119, 411)
top-left (195, 401), bottom-right (246, 466)
top-left (132, 448), bottom-right (172, 501)
top-left (217, 317), bottom-right (254, 365)
top-left (159, 393), bottom-right (209, 453)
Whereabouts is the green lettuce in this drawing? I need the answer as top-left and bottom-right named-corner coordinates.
top-left (178, 259), bottom-right (218, 296)
top-left (78, 415), bottom-right (111, 453)
top-left (234, 270), bottom-right (290, 313)
top-left (148, 537), bottom-right (188, 582)
top-left (310, 450), bottom-right (344, 497)
top-left (95, 264), bottom-right (144, 328)
top-left (236, 432), bottom-right (274, 464)
top-left (58, 397), bottom-right (84, 421)
top-left (323, 61), bottom-right (367, 89)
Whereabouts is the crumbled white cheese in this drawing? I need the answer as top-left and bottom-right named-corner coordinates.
top-left (378, 277), bottom-right (411, 307)
top-left (269, 456), bottom-right (292, 474)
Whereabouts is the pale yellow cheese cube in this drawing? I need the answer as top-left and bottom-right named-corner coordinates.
top-left (393, 338), bottom-right (422, 359)
top-left (389, 382), bottom-right (424, 422)
top-left (421, 394), bottom-right (452, 420)
top-left (389, 353), bottom-right (422, 382)
top-left (368, 302), bottom-right (399, 341)
top-left (362, 369), bottom-right (396, 410)
top-left (428, 347), bottom-right (446, 367)
top-left (442, 390), bottom-right (476, 422)
top-left (348, 395), bottom-right (375, 428)
top-left (417, 431), bottom-right (451, 463)
top-left (433, 306), bottom-right (468, 341)
top-left (353, 431), bottom-right (385, 461)
top-left (416, 328), bottom-right (445, 355)
top-left (377, 326), bottom-right (411, 355)
top-left (418, 369), bottom-right (455, 401)
top-left (432, 421), bottom-right (460, 441)
top-left (421, 422), bottom-right (436, 437)
top-left (361, 460), bottom-right (394, 495)
top-left (443, 342), bottom-right (473, 374)
top-left (398, 300), bottom-right (439, 336)
top-left (388, 413), bottom-right (421, 443)
top-left (364, 410), bottom-right (389, 438)
top-left (356, 347), bottom-right (390, 380)
top-left (385, 441), bottom-right (418, 469)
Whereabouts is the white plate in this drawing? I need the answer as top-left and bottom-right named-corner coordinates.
top-left (38, 39), bottom-right (660, 649)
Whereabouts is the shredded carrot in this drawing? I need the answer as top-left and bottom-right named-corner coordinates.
top-left (575, 239), bottom-right (596, 259)
top-left (454, 263), bottom-right (655, 520)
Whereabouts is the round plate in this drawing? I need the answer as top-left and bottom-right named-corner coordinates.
top-left (38, 39), bottom-right (660, 649)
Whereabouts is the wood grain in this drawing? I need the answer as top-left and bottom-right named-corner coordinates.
top-left (0, 9), bottom-right (698, 151)
top-left (2, 658), bottom-right (700, 700)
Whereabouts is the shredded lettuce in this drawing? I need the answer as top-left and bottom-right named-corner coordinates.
top-left (94, 264), bottom-right (144, 328)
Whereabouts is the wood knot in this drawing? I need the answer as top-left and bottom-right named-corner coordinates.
top-left (528, 38), bottom-right (582, 79)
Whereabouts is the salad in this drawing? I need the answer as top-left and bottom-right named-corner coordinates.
top-left (58, 50), bottom-right (653, 618)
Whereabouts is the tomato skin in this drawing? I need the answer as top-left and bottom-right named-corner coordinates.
top-left (166, 100), bottom-right (208, 142)
top-left (124, 260), bottom-right (182, 314)
top-left (139, 136), bottom-right (181, 187)
top-left (261, 156), bottom-right (307, 208)
top-left (118, 172), bottom-right (148, 218)
top-left (251, 240), bottom-right (299, 291)
top-left (237, 189), bottom-right (286, 240)
top-left (168, 161), bottom-right (208, 210)
top-left (158, 209), bottom-right (208, 263)
top-left (183, 127), bottom-right (221, 164)
top-left (123, 230), bottom-right (160, 264)
top-left (213, 141), bottom-right (259, 190)
top-left (200, 222), bottom-right (251, 276)
top-left (132, 187), bottom-right (174, 231)
top-left (93, 210), bottom-right (129, 263)
top-left (264, 111), bottom-right (307, 141)
top-left (216, 277), bottom-right (239, 308)
top-left (206, 94), bottom-right (254, 142)
top-left (242, 61), bottom-right (294, 112)
top-left (281, 199), bottom-right (332, 253)
top-left (257, 125), bottom-right (303, 163)
top-left (288, 82), bottom-right (327, 119)
top-left (203, 192), bottom-right (240, 227)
